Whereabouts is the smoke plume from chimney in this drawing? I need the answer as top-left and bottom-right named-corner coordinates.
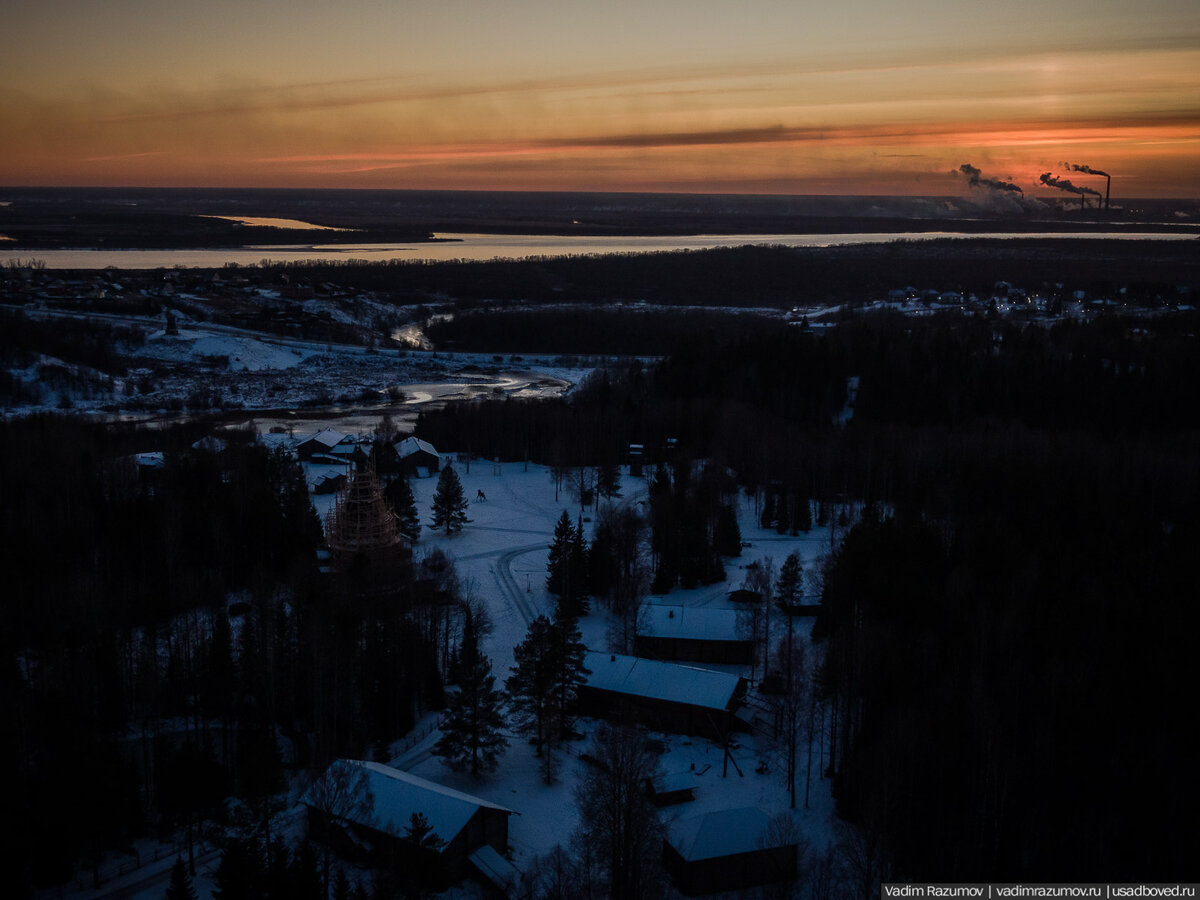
top-left (1062, 162), bottom-right (1111, 209)
top-left (959, 163), bottom-right (1024, 194)
top-left (1064, 163), bottom-right (1109, 178)
top-left (1039, 172), bottom-right (1102, 197)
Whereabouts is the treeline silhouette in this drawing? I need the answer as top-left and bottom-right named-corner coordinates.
top-left (414, 310), bottom-right (1200, 879)
top-left (257, 239), bottom-right (1200, 306)
top-left (426, 307), bottom-right (786, 355)
top-left (0, 308), bottom-right (145, 375)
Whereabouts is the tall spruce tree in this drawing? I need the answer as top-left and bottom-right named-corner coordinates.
top-left (506, 615), bottom-right (559, 782)
top-left (429, 465), bottom-right (470, 535)
top-left (793, 490), bottom-right (813, 533)
top-left (434, 615), bottom-right (508, 776)
top-left (596, 463), bottom-right (622, 502)
top-left (714, 503), bottom-right (742, 557)
top-left (568, 516), bottom-right (590, 615)
top-left (384, 476), bottom-right (421, 542)
top-left (546, 511), bottom-right (576, 598)
top-left (777, 552), bottom-right (803, 609)
top-left (549, 603), bottom-right (590, 742)
top-left (166, 857), bottom-right (199, 900)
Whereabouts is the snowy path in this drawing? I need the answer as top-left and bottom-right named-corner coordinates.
top-left (491, 544), bottom-right (548, 626)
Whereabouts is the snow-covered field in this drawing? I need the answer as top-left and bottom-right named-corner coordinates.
top-left (3, 304), bottom-right (595, 420)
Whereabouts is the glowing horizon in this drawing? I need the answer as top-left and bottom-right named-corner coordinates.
top-left (4, 1), bottom-right (1199, 197)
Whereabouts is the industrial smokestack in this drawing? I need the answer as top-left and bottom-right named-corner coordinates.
top-left (1039, 172), bottom-right (1102, 209)
top-left (1063, 163), bottom-right (1111, 209)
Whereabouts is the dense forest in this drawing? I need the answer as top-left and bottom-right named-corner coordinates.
top-left (426, 306), bottom-right (788, 355)
top-left (252, 239), bottom-right (1200, 307)
top-left (414, 310), bottom-right (1200, 880)
top-left (0, 421), bottom-right (451, 894)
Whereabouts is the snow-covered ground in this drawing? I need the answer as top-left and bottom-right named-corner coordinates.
top-left (3, 304), bottom-right (596, 419)
top-left (387, 461), bottom-right (841, 884)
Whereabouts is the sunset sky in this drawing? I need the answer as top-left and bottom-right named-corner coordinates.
top-left (5, 0), bottom-right (1199, 196)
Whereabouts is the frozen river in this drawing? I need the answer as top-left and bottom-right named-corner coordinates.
top-left (7, 230), bottom-right (1197, 269)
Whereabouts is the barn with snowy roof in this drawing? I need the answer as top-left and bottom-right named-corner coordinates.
top-left (663, 806), bottom-right (798, 896)
top-left (634, 603), bottom-right (755, 665)
top-left (580, 651), bottom-right (746, 741)
top-left (394, 436), bottom-right (441, 476)
top-left (302, 759), bottom-right (514, 886)
top-left (297, 427), bottom-right (348, 460)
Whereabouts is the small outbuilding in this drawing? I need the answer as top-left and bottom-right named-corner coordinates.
top-left (777, 595), bottom-right (822, 617)
top-left (303, 759), bottom-right (514, 887)
top-left (728, 588), bottom-right (762, 605)
top-left (645, 771), bottom-right (698, 807)
top-left (664, 807), bottom-right (798, 896)
top-left (580, 651), bottom-right (746, 741)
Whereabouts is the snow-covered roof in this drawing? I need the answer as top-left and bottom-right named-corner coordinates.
top-left (469, 845), bottom-right (520, 893)
top-left (583, 652), bottom-right (742, 712)
top-left (641, 604), bottom-right (746, 643)
top-left (395, 436), bottom-right (439, 459)
top-left (191, 435), bottom-right (228, 453)
top-left (304, 463), bottom-right (349, 489)
top-left (655, 771), bottom-right (698, 795)
top-left (669, 807), bottom-right (774, 861)
top-left (300, 427), bottom-right (346, 450)
top-left (304, 760), bottom-right (513, 848)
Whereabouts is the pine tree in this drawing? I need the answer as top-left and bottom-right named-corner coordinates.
top-left (332, 869), bottom-right (351, 900)
top-left (403, 811), bottom-right (444, 851)
top-left (549, 604), bottom-right (590, 743)
top-left (384, 476), bottom-right (421, 542)
top-left (568, 516), bottom-right (590, 614)
top-left (506, 615), bottom-right (557, 759)
top-left (213, 837), bottom-right (261, 900)
top-left (794, 490), bottom-right (813, 533)
top-left (166, 857), bottom-right (199, 900)
top-left (713, 503), bottom-right (742, 557)
top-left (286, 842), bottom-right (322, 900)
top-left (596, 463), bottom-right (621, 502)
top-left (760, 491), bottom-right (777, 530)
top-left (546, 511), bottom-right (576, 598)
top-left (777, 552), bottom-right (803, 608)
top-left (429, 465), bottom-right (470, 535)
top-left (434, 616), bottom-right (508, 776)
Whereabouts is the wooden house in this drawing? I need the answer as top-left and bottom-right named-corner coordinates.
top-left (580, 651), bottom-right (746, 742)
top-left (394, 436), bottom-right (441, 476)
top-left (635, 604), bottom-right (754, 665)
top-left (303, 760), bottom-right (514, 887)
top-left (664, 807), bottom-right (798, 896)
top-left (297, 427), bottom-right (348, 460)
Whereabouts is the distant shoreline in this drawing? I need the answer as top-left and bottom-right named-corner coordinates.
top-left (2, 186), bottom-right (1196, 252)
